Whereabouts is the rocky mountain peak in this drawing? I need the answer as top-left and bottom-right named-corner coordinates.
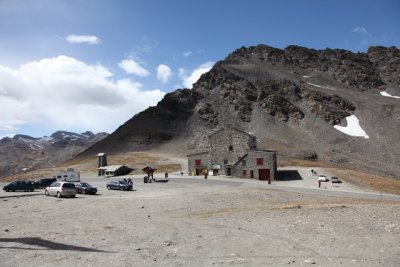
top-left (76, 44), bottom-right (400, 179)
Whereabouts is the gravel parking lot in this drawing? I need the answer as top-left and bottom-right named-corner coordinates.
top-left (1, 175), bottom-right (399, 266)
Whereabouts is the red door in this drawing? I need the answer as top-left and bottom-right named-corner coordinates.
top-left (250, 170), bottom-right (254, 178)
top-left (258, 169), bottom-right (270, 181)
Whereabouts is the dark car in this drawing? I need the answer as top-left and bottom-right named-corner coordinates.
top-left (106, 181), bottom-right (132, 191)
top-left (35, 178), bottom-right (57, 189)
top-left (3, 180), bottom-right (35, 192)
top-left (331, 176), bottom-right (342, 183)
top-left (74, 182), bottom-right (97, 194)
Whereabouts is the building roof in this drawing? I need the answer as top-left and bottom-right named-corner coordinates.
top-left (98, 165), bottom-right (124, 171)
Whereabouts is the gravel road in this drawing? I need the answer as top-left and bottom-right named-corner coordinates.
top-left (0, 175), bottom-right (399, 266)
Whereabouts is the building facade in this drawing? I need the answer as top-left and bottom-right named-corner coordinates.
top-left (187, 128), bottom-right (277, 180)
top-left (209, 128), bottom-right (256, 174)
top-left (187, 152), bottom-right (210, 176)
top-left (228, 150), bottom-right (277, 181)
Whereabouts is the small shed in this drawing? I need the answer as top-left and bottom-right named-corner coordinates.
top-left (98, 165), bottom-right (132, 177)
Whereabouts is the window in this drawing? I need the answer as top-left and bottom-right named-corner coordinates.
top-left (224, 159), bottom-right (228, 164)
top-left (256, 158), bottom-right (264, 165)
top-left (242, 170), bottom-right (247, 177)
top-left (229, 145), bottom-right (233, 151)
top-left (242, 160), bottom-right (246, 166)
top-left (195, 159), bottom-right (201, 166)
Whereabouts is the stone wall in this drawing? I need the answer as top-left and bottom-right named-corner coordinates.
top-left (231, 150), bottom-right (277, 180)
top-left (187, 152), bottom-right (210, 175)
top-left (209, 128), bottom-right (256, 174)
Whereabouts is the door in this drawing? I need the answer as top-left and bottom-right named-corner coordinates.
top-left (250, 170), bottom-right (254, 178)
top-left (258, 169), bottom-right (270, 181)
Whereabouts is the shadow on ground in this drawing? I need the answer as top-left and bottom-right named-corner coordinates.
top-left (0, 237), bottom-right (111, 253)
top-left (276, 170), bottom-right (303, 181)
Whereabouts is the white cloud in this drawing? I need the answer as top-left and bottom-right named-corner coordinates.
top-left (0, 56), bottom-right (165, 136)
top-left (352, 26), bottom-right (370, 36)
top-left (183, 51), bottom-right (192, 58)
top-left (118, 59), bottom-right (150, 77)
top-left (66, 34), bottom-right (101, 45)
top-left (179, 62), bottom-right (214, 89)
top-left (156, 64), bottom-right (172, 83)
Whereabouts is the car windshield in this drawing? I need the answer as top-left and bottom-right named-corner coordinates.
top-left (81, 183), bottom-right (91, 187)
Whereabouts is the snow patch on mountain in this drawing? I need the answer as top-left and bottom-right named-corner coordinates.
top-left (380, 91), bottom-right (400, 99)
top-left (334, 115), bottom-right (369, 139)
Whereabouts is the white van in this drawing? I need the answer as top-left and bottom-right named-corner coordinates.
top-left (52, 168), bottom-right (81, 182)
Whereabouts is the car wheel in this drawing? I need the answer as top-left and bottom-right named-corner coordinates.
top-left (30, 189), bottom-right (34, 192)
top-left (57, 192), bottom-right (61, 198)
top-left (107, 186), bottom-right (111, 190)
top-left (71, 195), bottom-right (76, 198)
top-left (5, 189), bottom-right (9, 192)
top-left (120, 187), bottom-right (124, 191)
top-left (45, 190), bottom-right (49, 196)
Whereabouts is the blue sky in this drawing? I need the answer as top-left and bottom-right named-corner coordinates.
top-left (0, 0), bottom-right (399, 138)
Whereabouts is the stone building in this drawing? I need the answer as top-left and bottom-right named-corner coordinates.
top-left (187, 152), bottom-right (210, 175)
top-left (227, 150), bottom-right (277, 181)
top-left (187, 128), bottom-right (277, 180)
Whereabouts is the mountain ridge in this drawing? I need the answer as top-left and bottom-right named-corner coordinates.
top-left (78, 44), bottom-right (399, 178)
top-left (0, 130), bottom-right (108, 177)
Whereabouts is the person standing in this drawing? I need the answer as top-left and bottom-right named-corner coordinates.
top-left (203, 168), bottom-right (208, 179)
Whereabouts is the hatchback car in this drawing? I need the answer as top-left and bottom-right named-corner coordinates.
top-left (74, 182), bottom-right (97, 194)
top-left (3, 180), bottom-right (35, 192)
top-left (45, 182), bottom-right (76, 198)
top-left (106, 181), bottom-right (132, 191)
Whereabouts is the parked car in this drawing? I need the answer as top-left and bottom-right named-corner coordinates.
top-left (34, 178), bottom-right (57, 189)
top-left (3, 180), bottom-right (35, 192)
top-left (74, 182), bottom-right (97, 194)
top-left (318, 175), bottom-right (328, 182)
top-left (106, 181), bottom-right (132, 191)
top-left (45, 182), bottom-right (76, 198)
top-left (331, 176), bottom-right (342, 183)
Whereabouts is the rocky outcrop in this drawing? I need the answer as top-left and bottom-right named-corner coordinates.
top-left (368, 46), bottom-right (400, 87)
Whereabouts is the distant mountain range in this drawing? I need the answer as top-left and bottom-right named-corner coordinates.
top-left (0, 131), bottom-right (108, 177)
top-left (77, 44), bottom-right (400, 179)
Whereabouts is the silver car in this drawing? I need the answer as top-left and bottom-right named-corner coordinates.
top-left (45, 181), bottom-right (76, 198)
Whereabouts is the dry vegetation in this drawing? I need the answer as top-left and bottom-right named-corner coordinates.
top-left (279, 156), bottom-right (400, 195)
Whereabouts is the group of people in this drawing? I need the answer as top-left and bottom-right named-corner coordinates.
top-left (123, 178), bottom-right (133, 185)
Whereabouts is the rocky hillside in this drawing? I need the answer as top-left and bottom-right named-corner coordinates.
top-left (0, 131), bottom-right (108, 178)
top-left (79, 45), bottom-right (400, 178)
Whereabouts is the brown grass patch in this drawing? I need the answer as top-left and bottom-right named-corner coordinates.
top-left (331, 169), bottom-right (400, 195)
top-left (278, 157), bottom-right (335, 168)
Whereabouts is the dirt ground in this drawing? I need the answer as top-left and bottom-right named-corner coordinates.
top-left (1, 175), bottom-right (399, 267)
